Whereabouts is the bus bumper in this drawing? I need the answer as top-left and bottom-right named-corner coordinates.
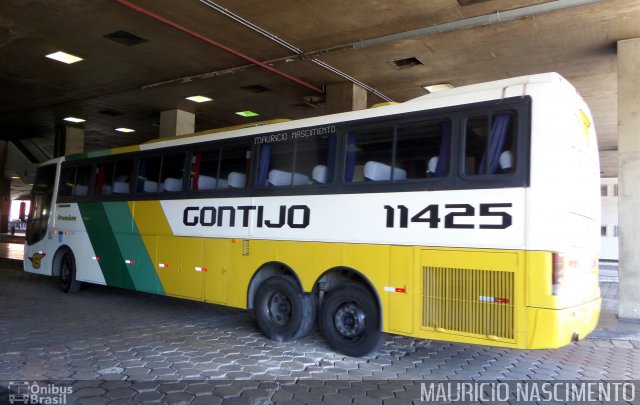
top-left (525, 297), bottom-right (601, 349)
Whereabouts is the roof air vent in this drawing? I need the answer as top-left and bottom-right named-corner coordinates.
top-left (242, 84), bottom-right (272, 93)
top-left (103, 30), bottom-right (148, 47)
top-left (98, 109), bottom-right (123, 116)
top-left (390, 57), bottom-right (423, 70)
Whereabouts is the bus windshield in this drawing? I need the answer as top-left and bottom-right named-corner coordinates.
top-left (26, 164), bottom-right (56, 245)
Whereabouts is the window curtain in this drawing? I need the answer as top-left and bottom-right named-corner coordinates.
top-left (486, 113), bottom-right (511, 174)
top-left (326, 135), bottom-right (337, 182)
top-left (257, 144), bottom-right (271, 187)
top-left (345, 134), bottom-right (356, 182)
top-left (478, 113), bottom-right (511, 175)
top-left (435, 121), bottom-right (451, 177)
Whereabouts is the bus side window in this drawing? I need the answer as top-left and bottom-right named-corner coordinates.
top-left (161, 152), bottom-right (186, 192)
top-left (73, 165), bottom-right (92, 196)
top-left (95, 162), bottom-right (114, 195)
top-left (257, 135), bottom-right (334, 187)
top-left (59, 166), bottom-right (76, 197)
top-left (138, 156), bottom-right (161, 193)
top-left (113, 159), bottom-right (134, 194)
top-left (220, 143), bottom-right (250, 188)
top-left (396, 119), bottom-right (450, 179)
top-left (345, 128), bottom-right (394, 182)
top-left (464, 112), bottom-right (515, 176)
top-left (191, 149), bottom-right (221, 191)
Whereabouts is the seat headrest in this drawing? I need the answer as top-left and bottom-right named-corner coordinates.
top-left (428, 157), bottom-right (439, 173)
top-left (227, 172), bottom-right (246, 188)
top-left (499, 150), bottom-right (513, 170)
top-left (112, 181), bottom-right (130, 194)
top-left (143, 180), bottom-right (158, 193)
top-left (163, 177), bottom-right (182, 192)
top-left (363, 161), bottom-right (407, 181)
top-left (197, 175), bottom-right (217, 190)
top-left (312, 165), bottom-right (327, 184)
top-left (72, 184), bottom-right (88, 196)
top-left (268, 169), bottom-right (310, 186)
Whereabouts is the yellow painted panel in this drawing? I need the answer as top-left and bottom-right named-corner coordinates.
top-left (388, 246), bottom-right (414, 334)
top-left (130, 201), bottom-right (173, 237)
top-left (525, 298), bottom-right (600, 348)
top-left (157, 237), bottom-right (203, 299)
top-left (202, 238), bottom-right (228, 304)
top-left (111, 145), bottom-right (140, 155)
top-left (272, 241), bottom-right (342, 292)
top-left (421, 248), bottom-right (518, 270)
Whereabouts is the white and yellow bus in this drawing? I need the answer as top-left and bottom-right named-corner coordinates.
top-left (24, 72), bottom-right (601, 356)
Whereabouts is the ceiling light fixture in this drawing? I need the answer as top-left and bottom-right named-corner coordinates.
top-left (186, 95), bottom-right (213, 103)
top-left (423, 83), bottom-right (454, 93)
top-left (63, 117), bottom-right (86, 123)
top-left (45, 51), bottom-right (83, 64)
top-left (115, 128), bottom-right (135, 133)
top-left (236, 110), bottom-right (259, 117)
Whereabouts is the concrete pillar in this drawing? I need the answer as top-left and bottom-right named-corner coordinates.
top-left (617, 38), bottom-right (640, 320)
top-left (0, 141), bottom-right (10, 233)
top-left (54, 125), bottom-right (84, 157)
top-left (326, 83), bottom-right (367, 114)
top-left (160, 109), bottom-right (195, 137)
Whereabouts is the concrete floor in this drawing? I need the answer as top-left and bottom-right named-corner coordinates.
top-left (0, 260), bottom-right (639, 404)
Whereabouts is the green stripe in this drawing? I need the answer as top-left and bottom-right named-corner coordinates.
top-left (66, 150), bottom-right (110, 161)
top-left (78, 202), bottom-right (133, 289)
top-left (103, 203), bottom-right (162, 293)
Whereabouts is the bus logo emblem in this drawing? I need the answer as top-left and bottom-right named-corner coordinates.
top-left (28, 253), bottom-right (46, 269)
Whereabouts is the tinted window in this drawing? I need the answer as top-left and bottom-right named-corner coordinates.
top-left (257, 134), bottom-right (335, 187)
top-left (464, 112), bottom-right (515, 176)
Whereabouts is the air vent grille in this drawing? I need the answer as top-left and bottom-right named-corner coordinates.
top-left (423, 266), bottom-right (514, 340)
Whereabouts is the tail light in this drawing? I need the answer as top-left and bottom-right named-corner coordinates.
top-left (552, 253), bottom-right (564, 295)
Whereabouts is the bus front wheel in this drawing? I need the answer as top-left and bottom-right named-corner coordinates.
top-left (59, 250), bottom-right (81, 294)
top-left (253, 276), bottom-right (315, 342)
top-left (320, 283), bottom-right (383, 357)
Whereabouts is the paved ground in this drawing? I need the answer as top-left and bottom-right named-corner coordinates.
top-left (0, 260), bottom-right (639, 404)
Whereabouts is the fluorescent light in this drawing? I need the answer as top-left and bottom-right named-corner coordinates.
top-left (45, 51), bottom-right (83, 64)
top-left (185, 95), bottom-right (212, 103)
top-left (63, 117), bottom-right (85, 123)
top-left (10, 176), bottom-right (20, 180)
top-left (115, 128), bottom-right (135, 133)
top-left (236, 110), bottom-right (259, 117)
top-left (423, 83), bottom-right (454, 93)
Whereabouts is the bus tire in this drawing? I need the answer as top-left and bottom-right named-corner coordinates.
top-left (253, 276), bottom-right (316, 342)
top-left (320, 283), bottom-right (383, 357)
top-left (59, 250), bottom-right (81, 294)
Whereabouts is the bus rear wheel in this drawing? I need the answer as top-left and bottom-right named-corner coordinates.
top-left (253, 276), bottom-right (315, 342)
top-left (59, 250), bottom-right (81, 293)
top-left (320, 283), bottom-right (383, 357)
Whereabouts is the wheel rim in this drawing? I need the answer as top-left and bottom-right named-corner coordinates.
top-left (61, 258), bottom-right (71, 286)
top-left (333, 302), bottom-right (366, 340)
top-left (267, 291), bottom-right (292, 327)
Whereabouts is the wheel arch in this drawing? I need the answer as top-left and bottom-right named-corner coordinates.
top-left (247, 261), bottom-right (304, 310)
top-left (51, 245), bottom-right (74, 277)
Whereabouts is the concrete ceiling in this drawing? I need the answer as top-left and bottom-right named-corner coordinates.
top-left (1, 0), bottom-right (638, 193)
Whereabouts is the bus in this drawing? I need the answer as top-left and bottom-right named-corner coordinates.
top-left (24, 72), bottom-right (601, 356)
